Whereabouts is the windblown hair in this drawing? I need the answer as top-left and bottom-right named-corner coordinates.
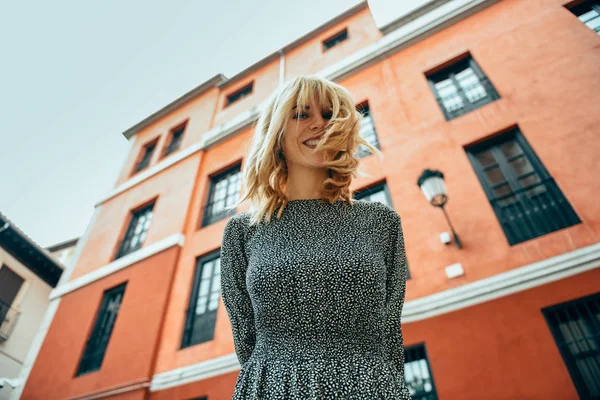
top-left (227, 75), bottom-right (383, 225)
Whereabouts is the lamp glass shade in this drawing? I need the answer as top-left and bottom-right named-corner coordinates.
top-left (420, 176), bottom-right (448, 206)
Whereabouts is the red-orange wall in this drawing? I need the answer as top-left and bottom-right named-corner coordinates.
top-left (22, 247), bottom-right (179, 400)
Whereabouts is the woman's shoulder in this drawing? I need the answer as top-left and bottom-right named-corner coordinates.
top-left (353, 199), bottom-right (399, 220)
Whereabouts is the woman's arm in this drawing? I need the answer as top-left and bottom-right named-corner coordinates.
top-left (382, 210), bottom-right (409, 379)
top-left (220, 215), bottom-right (256, 367)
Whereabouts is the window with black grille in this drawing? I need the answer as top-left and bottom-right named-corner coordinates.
top-left (542, 292), bottom-right (600, 400)
top-left (226, 82), bottom-right (254, 107)
top-left (355, 103), bottom-right (381, 159)
top-left (323, 28), bottom-right (348, 51)
top-left (201, 165), bottom-right (242, 227)
top-left (181, 252), bottom-right (221, 348)
top-left (567, 0), bottom-right (600, 34)
top-left (404, 343), bottom-right (439, 400)
top-left (426, 55), bottom-right (499, 120)
top-left (465, 127), bottom-right (580, 245)
top-left (163, 124), bottom-right (186, 157)
top-left (114, 202), bottom-right (155, 260)
top-left (133, 139), bottom-right (158, 174)
top-left (76, 283), bottom-right (126, 376)
top-left (353, 183), bottom-right (411, 279)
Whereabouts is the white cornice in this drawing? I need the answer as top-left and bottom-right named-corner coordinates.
top-left (49, 233), bottom-right (185, 300)
top-left (150, 353), bottom-right (240, 392)
top-left (149, 241), bottom-right (600, 392)
top-left (96, 0), bottom-right (497, 208)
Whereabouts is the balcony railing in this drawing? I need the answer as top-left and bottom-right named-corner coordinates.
top-left (0, 300), bottom-right (20, 341)
top-left (490, 177), bottom-right (581, 245)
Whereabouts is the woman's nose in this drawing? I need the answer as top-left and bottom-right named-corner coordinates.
top-left (310, 114), bottom-right (325, 130)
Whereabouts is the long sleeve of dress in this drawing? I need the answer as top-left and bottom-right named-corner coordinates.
top-left (220, 216), bottom-right (256, 367)
top-left (382, 211), bottom-right (409, 379)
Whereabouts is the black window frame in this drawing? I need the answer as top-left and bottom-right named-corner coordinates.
top-left (426, 54), bottom-right (500, 121)
top-left (542, 292), bottom-right (600, 400)
top-left (225, 82), bottom-right (254, 107)
top-left (566, 0), bottom-right (600, 34)
top-left (181, 251), bottom-right (221, 349)
top-left (162, 123), bottom-right (187, 158)
top-left (114, 201), bottom-right (155, 260)
top-left (323, 27), bottom-right (349, 51)
top-left (404, 343), bottom-right (439, 400)
top-left (355, 102), bottom-right (381, 159)
top-left (75, 282), bottom-right (127, 377)
top-left (132, 138), bottom-right (158, 174)
top-left (200, 164), bottom-right (242, 228)
top-left (465, 126), bottom-right (580, 245)
top-left (353, 182), bottom-right (411, 279)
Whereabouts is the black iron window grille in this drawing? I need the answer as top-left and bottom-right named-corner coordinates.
top-left (133, 140), bottom-right (157, 173)
top-left (353, 183), bottom-right (410, 279)
top-left (542, 292), bottom-right (600, 400)
top-left (163, 125), bottom-right (186, 157)
top-left (426, 55), bottom-right (499, 120)
top-left (567, 0), bottom-right (600, 34)
top-left (355, 104), bottom-right (381, 159)
top-left (201, 165), bottom-right (242, 227)
top-left (181, 253), bottom-right (221, 348)
top-left (404, 343), bottom-right (439, 400)
top-left (466, 127), bottom-right (580, 245)
top-left (76, 283), bottom-right (127, 376)
top-left (226, 82), bottom-right (254, 106)
top-left (323, 28), bottom-right (348, 51)
top-left (114, 202), bottom-right (155, 260)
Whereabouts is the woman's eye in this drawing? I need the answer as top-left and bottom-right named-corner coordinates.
top-left (293, 112), bottom-right (308, 119)
top-left (322, 113), bottom-right (333, 120)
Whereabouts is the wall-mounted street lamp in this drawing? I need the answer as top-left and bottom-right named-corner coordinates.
top-left (417, 169), bottom-right (462, 249)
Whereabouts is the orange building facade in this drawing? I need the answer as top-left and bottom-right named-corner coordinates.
top-left (17, 0), bottom-right (600, 399)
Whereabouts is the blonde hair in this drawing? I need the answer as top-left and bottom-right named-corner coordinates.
top-left (228, 75), bottom-right (383, 225)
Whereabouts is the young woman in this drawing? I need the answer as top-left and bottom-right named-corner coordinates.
top-left (220, 75), bottom-right (412, 399)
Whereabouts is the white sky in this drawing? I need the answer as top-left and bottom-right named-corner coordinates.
top-left (0, 0), bottom-right (409, 248)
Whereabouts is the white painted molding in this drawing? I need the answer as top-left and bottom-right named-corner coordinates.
top-left (49, 233), bottom-right (185, 300)
top-left (149, 241), bottom-right (600, 392)
top-left (94, 0), bottom-right (498, 208)
top-left (402, 241), bottom-right (600, 322)
top-left (150, 353), bottom-right (241, 392)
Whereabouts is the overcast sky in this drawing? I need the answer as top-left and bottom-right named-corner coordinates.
top-left (0, 0), bottom-right (405, 248)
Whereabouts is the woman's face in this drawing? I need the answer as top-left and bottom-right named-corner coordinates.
top-left (281, 97), bottom-right (333, 168)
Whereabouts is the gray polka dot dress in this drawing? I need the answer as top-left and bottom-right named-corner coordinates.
top-left (220, 198), bottom-right (412, 399)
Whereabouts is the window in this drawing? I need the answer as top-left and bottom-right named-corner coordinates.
top-left (114, 202), bottom-right (155, 260)
top-left (404, 343), bottom-right (439, 400)
top-left (353, 182), bottom-right (393, 208)
top-left (181, 253), bottom-right (221, 348)
top-left (0, 265), bottom-right (24, 340)
top-left (466, 127), bottom-right (580, 245)
top-left (566, 0), bottom-right (600, 34)
top-left (426, 55), bottom-right (499, 120)
top-left (542, 292), bottom-right (600, 400)
top-left (76, 283), bottom-right (127, 376)
top-left (133, 139), bottom-right (158, 174)
top-left (355, 103), bottom-right (381, 159)
top-left (353, 183), bottom-right (410, 279)
top-left (226, 82), bottom-right (254, 107)
top-left (201, 165), bottom-right (242, 227)
top-left (323, 28), bottom-right (348, 51)
top-left (163, 123), bottom-right (186, 157)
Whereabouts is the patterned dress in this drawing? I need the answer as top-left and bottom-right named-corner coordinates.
top-left (220, 198), bottom-right (412, 399)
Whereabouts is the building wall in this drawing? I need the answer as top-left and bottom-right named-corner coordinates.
top-left (115, 86), bottom-right (221, 188)
top-left (0, 251), bottom-right (54, 400)
top-left (70, 154), bottom-right (199, 280)
top-left (21, 246), bottom-right (179, 400)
